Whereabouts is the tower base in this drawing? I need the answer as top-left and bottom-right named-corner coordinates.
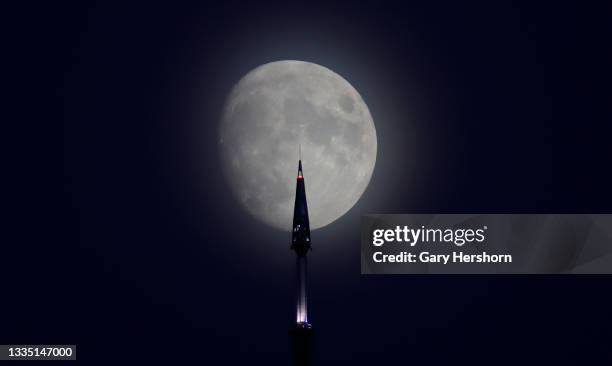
top-left (290, 324), bottom-right (313, 366)
top-left (295, 321), bottom-right (312, 330)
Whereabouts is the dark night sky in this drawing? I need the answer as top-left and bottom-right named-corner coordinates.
top-left (5, 1), bottom-right (612, 364)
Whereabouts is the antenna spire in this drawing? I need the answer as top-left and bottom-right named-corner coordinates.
top-left (299, 144), bottom-right (301, 161)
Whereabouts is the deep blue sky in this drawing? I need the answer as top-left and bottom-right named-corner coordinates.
top-left (5, 1), bottom-right (612, 364)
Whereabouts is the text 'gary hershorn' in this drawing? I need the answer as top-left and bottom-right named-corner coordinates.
top-left (371, 225), bottom-right (513, 264)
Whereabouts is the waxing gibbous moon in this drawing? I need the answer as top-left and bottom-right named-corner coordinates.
top-left (219, 60), bottom-right (377, 231)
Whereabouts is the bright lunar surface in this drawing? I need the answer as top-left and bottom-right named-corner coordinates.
top-left (219, 60), bottom-right (377, 230)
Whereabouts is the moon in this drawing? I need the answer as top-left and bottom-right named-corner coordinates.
top-left (219, 60), bottom-right (377, 231)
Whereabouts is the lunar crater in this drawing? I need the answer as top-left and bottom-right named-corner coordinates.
top-left (339, 94), bottom-right (355, 113)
